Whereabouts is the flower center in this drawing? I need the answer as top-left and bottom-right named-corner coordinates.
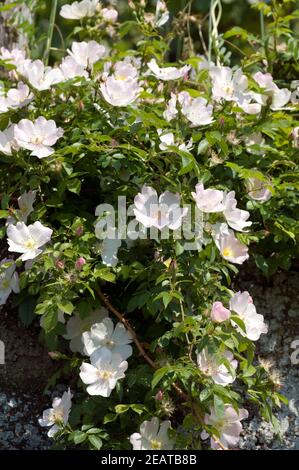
top-left (51, 408), bottom-right (64, 425)
top-left (24, 238), bottom-right (37, 249)
top-left (20, 205), bottom-right (29, 215)
top-left (98, 370), bottom-right (112, 380)
top-left (222, 247), bottom-right (233, 258)
top-left (2, 279), bottom-right (10, 289)
top-left (203, 363), bottom-right (218, 376)
top-left (31, 136), bottom-right (44, 145)
top-left (224, 85), bottom-right (234, 97)
top-left (151, 439), bottom-right (162, 450)
top-left (116, 74), bottom-right (127, 81)
top-left (103, 339), bottom-right (115, 348)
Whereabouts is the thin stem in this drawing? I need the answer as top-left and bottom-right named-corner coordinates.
top-left (44, 0), bottom-right (58, 65)
top-left (208, 0), bottom-right (213, 64)
top-left (95, 286), bottom-right (156, 369)
top-left (259, 10), bottom-right (265, 42)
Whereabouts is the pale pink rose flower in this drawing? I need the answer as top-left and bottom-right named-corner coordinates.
top-left (192, 183), bottom-right (224, 213)
top-left (201, 405), bottom-right (248, 449)
top-left (211, 301), bottom-right (231, 323)
top-left (14, 116), bottom-right (63, 159)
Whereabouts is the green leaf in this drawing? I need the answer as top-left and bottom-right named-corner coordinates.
top-left (0, 210), bottom-right (8, 219)
top-left (88, 435), bottom-right (102, 449)
top-left (41, 310), bottom-right (58, 333)
top-left (103, 413), bottom-right (117, 424)
top-left (72, 431), bottom-right (87, 445)
top-left (94, 268), bottom-right (116, 283)
top-left (152, 366), bottom-right (170, 388)
top-left (230, 315), bottom-right (246, 334)
top-left (18, 297), bottom-right (37, 327)
top-left (223, 26), bottom-right (249, 40)
top-left (67, 178), bottom-right (81, 194)
top-left (213, 395), bottom-right (225, 418)
top-left (0, 2), bottom-right (19, 12)
top-left (115, 404), bottom-right (145, 415)
top-left (57, 300), bottom-right (74, 315)
top-left (115, 404), bottom-right (130, 414)
top-left (86, 427), bottom-right (102, 434)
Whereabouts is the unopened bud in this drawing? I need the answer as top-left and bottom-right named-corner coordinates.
top-left (75, 226), bottom-right (84, 236)
top-left (55, 259), bottom-right (65, 270)
top-left (155, 390), bottom-right (163, 401)
top-left (75, 257), bottom-right (86, 270)
top-left (48, 351), bottom-right (61, 360)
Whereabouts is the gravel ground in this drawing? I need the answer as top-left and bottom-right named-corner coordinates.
top-left (0, 267), bottom-right (298, 450)
top-left (0, 392), bottom-right (50, 450)
top-left (238, 268), bottom-right (299, 450)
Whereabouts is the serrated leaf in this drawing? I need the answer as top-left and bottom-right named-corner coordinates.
top-left (88, 435), bottom-right (102, 449)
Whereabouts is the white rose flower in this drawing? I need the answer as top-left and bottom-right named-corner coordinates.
top-left (246, 177), bottom-right (272, 202)
top-left (79, 348), bottom-right (128, 397)
top-left (0, 259), bottom-right (20, 305)
top-left (192, 183), bottom-right (224, 213)
top-left (148, 58), bottom-right (190, 81)
top-left (101, 236), bottom-right (122, 267)
top-left (210, 66), bottom-right (261, 114)
top-left (14, 116), bottom-right (63, 159)
top-left (181, 96), bottom-right (214, 126)
top-left (253, 71), bottom-right (291, 110)
top-left (212, 223), bottom-right (249, 265)
top-left (38, 389), bottom-right (72, 438)
top-left (0, 47), bottom-right (26, 69)
top-left (222, 191), bottom-right (252, 232)
top-left (130, 418), bottom-right (174, 450)
top-left (82, 317), bottom-right (133, 360)
top-left (101, 7), bottom-right (118, 22)
top-left (0, 125), bottom-right (16, 156)
top-left (7, 221), bottom-right (53, 261)
top-left (7, 190), bottom-right (36, 224)
top-left (68, 41), bottom-right (106, 68)
top-left (5, 82), bottom-right (34, 109)
top-left (114, 61), bottom-right (138, 81)
top-left (155, 1), bottom-right (169, 27)
top-left (244, 132), bottom-right (265, 156)
top-left (158, 130), bottom-right (193, 152)
top-left (201, 405), bottom-right (248, 450)
top-left (59, 56), bottom-right (89, 81)
top-left (133, 185), bottom-right (188, 230)
top-left (21, 60), bottom-right (63, 91)
top-left (210, 66), bottom-right (248, 102)
top-left (64, 308), bottom-right (108, 353)
top-left (60, 0), bottom-right (99, 20)
top-left (163, 93), bottom-right (178, 121)
top-left (100, 76), bottom-right (141, 107)
top-left (197, 348), bottom-right (237, 386)
top-left (229, 291), bottom-right (268, 341)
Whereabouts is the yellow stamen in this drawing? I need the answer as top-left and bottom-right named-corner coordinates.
top-left (151, 439), bottom-right (162, 450)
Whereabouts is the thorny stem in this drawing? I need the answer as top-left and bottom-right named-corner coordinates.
top-left (95, 286), bottom-right (156, 369)
top-left (95, 286), bottom-right (228, 451)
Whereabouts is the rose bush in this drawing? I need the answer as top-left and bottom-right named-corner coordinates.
top-left (0, 0), bottom-right (298, 450)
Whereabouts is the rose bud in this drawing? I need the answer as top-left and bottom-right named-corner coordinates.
top-left (75, 257), bottom-right (86, 270)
